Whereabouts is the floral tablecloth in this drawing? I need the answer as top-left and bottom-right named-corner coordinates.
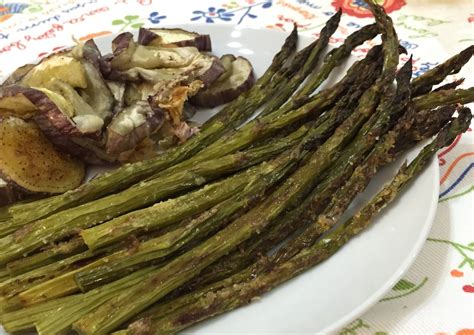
top-left (0, 0), bottom-right (473, 334)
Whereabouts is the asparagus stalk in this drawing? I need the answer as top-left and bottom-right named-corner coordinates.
top-left (273, 56), bottom-right (414, 262)
top-left (0, 267), bottom-right (159, 333)
top-left (71, 131), bottom-right (350, 332)
top-left (180, 47), bottom-right (386, 169)
top-left (0, 295), bottom-right (76, 332)
top-left (257, 10), bottom-right (342, 116)
top-left (0, 41), bottom-right (371, 260)
top-left (0, 245), bottom-right (112, 304)
top-left (0, 267), bottom-right (8, 282)
top-left (292, 23), bottom-right (379, 102)
top-left (81, 60), bottom-right (385, 252)
top-left (396, 104), bottom-right (457, 152)
top-left (0, 127), bottom-right (307, 265)
top-left (3, 91), bottom-right (339, 330)
top-left (0, 206), bottom-right (10, 221)
top-left (433, 78), bottom-right (465, 92)
top-left (113, 103), bottom-right (469, 326)
top-left (3, 27), bottom-right (299, 228)
top-left (413, 87), bottom-right (474, 110)
top-left (17, 147), bottom-right (299, 304)
top-left (154, 55), bottom-right (386, 301)
top-left (6, 237), bottom-right (86, 276)
top-left (411, 45), bottom-right (474, 96)
top-left (127, 108), bottom-right (472, 335)
top-left (32, 267), bottom-right (156, 335)
top-left (1, 79), bottom-right (350, 328)
top-left (1, 32), bottom-right (376, 247)
top-left (154, 53), bottom-right (385, 297)
top-left (123, 2), bottom-right (399, 317)
top-left (74, 158), bottom-right (297, 293)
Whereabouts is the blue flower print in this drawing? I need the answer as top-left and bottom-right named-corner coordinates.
top-left (148, 11), bottom-right (167, 24)
top-left (353, 0), bottom-right (370, 8)
top-left (191, 7), bottom-right (234, 23)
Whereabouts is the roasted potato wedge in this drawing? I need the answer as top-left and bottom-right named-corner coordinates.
top-left (0, 116), bottom-right (85, 205)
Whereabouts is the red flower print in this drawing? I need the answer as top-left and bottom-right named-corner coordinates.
top-left (332, 0), bottom-right (406, 18)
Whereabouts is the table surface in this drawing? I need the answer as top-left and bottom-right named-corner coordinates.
top-left (1, 0), bottom-right (473, 334)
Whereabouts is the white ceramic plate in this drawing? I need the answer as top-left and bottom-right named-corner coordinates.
top-left (0, 25), bottom-right (439, 334)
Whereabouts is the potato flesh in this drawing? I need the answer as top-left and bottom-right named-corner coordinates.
top-left (0, 117), bottom-right (85, 193)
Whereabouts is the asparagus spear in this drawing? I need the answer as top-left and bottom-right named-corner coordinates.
top-left (0, 244), bottom-right (114, 304)
top-left (0, 267), bottom-right (8, 282)
top-left (126, 108), bottom-right (472, 335)
top-left (73, 157), bottom-right (297, 293)
top-left (292, 23), bottom-right (379, 102)
top-left (178, 51), bottom-right (385, 170)
top-left (0, 38), bottom-right (370, 255)
top-left (138, 53), bottom-right (385, 299)
top-left (103, 103), bottom-right (468, 326)
top-left (3, 74), bottom-right (356, 326)
top-left (413, 87), bottom-right (474, 110)
top-left (433, 78), bottom-right (465, 92)
top-left (257, 10), bottom-right (342, 116)
top-left (5, 237), bottom-right (86, 276)
top-left (3, 27), bottom-right (299, 228)
top-left (0, 127), bottom-right (308, 265)
top-left (1, 34), bottom-right (377, 247)
top-left (33, 267), bottom-right (159, 335)
top-left (17, 146), bottom-right (300, 304)
top-left (274, 56), bottom-right (414, 262)
top-left (396, 104), bottom-right (457, 152)
top-left (411, 45), bottom-right (474, 96)
top-left (144, 54), bottom-right (386, 303)
top-left (0, 295), bottom-right (75, 332)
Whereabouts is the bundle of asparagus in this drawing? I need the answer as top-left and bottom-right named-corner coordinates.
top-left (0, 1), bottom-right (473, 334)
